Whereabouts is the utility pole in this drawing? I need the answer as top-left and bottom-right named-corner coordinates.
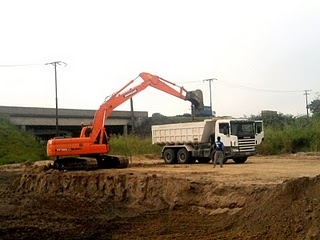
top-left (203, 78), bottom-right (217, 116)
top-left (130, 98), bottom-right (135, 134)
top-left (191, 103), bottom-right (195, 122)
top-left (304, 90), bottom-right (311, 117)
top-left (45, 61), bottom-right (67, 137)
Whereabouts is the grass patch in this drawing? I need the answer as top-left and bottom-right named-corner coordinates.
top-left (1, 113), bottom-right (320, 165)
top-left (0, 117), bottom-right (46, 165)
top-left (257, 116), bottom-right (320, 155)
top-left (108, 135), bottom-right (162, 157)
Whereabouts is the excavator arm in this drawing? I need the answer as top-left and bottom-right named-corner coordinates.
top-left (86, 72), bottom-right (203, 143)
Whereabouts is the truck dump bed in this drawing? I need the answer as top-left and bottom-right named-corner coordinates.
top-left (152, 120), bottom-right (215, 145)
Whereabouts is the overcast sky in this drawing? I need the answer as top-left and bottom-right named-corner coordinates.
top-left (0, 0), bottom-right (319, 118)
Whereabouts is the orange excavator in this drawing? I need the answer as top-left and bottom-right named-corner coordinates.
top-left (47, 72), bottom-right (204, 170)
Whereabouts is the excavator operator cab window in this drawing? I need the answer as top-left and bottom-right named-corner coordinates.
top-left (85, 127), bottom-right (92, 137)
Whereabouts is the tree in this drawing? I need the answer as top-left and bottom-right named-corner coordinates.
top-left (250, 113), bottom-right (295, 129)
top-left (309, 93), bottom-right (320, 115)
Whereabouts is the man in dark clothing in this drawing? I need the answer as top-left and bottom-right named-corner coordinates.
top-left (213, 136), bottom-right (224, 168)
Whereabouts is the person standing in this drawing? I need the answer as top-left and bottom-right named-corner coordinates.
top-left (213, 136), bottom-right (224, 168)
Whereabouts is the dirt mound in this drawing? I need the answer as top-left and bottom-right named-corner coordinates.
top-left (3, 157), bottom-right (320, 239)
top-left (233, 175), bottom-right (320, 239)
top-left (11, 165), bottom-right (268, 218)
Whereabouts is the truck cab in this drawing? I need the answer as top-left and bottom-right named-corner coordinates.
top-left (216, 119), bottom-right (264, 163)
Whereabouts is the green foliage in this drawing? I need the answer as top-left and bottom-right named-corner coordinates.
top-left (0, 116), bottom-right (47, 165)
top-left (1, 110), bottom-right (320, 166)
top-left (137, 113), bottom-right (320, 156)
top-left (309, 99), bottom-right (320, 115)
top-left (256, 115), bottom-right (320, 155)
top-left (108, 135), bottom-right (162, 156)
top-left (251, 112), bottom-right (296, 129)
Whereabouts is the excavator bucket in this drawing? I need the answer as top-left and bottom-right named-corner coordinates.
top-left (186, 89), bottom-right (204, 110)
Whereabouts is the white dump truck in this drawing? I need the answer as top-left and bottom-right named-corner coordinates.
top-left (152, 118), bottom-right (264, 164)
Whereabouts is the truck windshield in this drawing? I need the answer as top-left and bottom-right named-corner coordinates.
top-left (230, 122), bottom-right (255, 137)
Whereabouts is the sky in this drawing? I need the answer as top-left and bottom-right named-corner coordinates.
top-left (0, 0), bottom-right (319, 118)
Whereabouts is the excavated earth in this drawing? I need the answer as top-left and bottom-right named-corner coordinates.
top-left (1, 153), bottom-right (320, 239)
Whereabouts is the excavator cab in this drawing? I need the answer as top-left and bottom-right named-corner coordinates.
top-left (186, 89), bottom-right (204, 110)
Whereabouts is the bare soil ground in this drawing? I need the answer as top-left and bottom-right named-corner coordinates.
top-left (1, 153), bottom-right (320, 239)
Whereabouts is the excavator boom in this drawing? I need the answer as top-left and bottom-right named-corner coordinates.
top-left (47, 72), bottom-right (204, 170)
top-left (86, 72), bottom-right (204, 142)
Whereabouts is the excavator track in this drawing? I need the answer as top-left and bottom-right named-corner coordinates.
top-left (52, 155), bottom-right (129, 171)
top-left (97, 155), bottom-right (129, 169)
top-left (53, 157), bottom-right (98, 171)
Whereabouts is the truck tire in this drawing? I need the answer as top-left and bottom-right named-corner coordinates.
top-left (177, 148), bottom-right (191, 164)
top-left (163, 149), bottom-right (177, 164)
top-left (233, 157), bottom-right (248, 164)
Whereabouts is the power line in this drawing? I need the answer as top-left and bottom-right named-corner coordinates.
top-left (177, 80), bottom-right (203, 84)
top-left (0, 63), bottom-right (43, 67)
top-left (219, 80), bottom-right (303, 93)
top-left (178, 79), bottom-right (303, 93)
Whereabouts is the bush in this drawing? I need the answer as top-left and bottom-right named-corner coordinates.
top-left (257, 116), bottom-right (320, 155)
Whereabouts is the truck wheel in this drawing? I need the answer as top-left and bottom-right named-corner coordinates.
top-left (177, 148), bottom-right (191, 164)
top-left (233, 157), bottom-right (247, 164)
top-left (163, 149), bottom-right (177, 164)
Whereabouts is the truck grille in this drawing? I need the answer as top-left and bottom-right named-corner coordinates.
top-left (238, 139), bottom-right (256, 152)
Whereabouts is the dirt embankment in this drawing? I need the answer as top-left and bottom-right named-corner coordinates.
top-left (1, 155), bottom-right (320, 239)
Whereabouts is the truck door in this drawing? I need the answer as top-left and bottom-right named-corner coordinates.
top-left (255, 121), bottom-right (264, 145)
top-left (218, 122), bottom-right (230, 147)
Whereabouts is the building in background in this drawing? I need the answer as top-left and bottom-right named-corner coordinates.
top-left (261, 110), bottom-right (278, 117)
top-left (194, 105), bottom-right (215, 117)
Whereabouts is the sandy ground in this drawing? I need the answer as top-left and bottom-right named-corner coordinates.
top-left (1, 153), bottom-right (320, 239)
